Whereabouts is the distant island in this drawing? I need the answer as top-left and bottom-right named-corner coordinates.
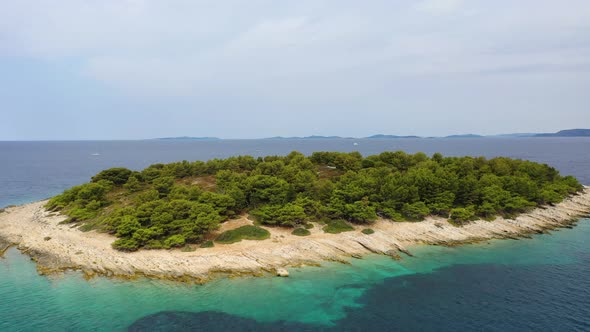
top-left (365, 134), bottom-right (421, 139)
top-left (443, 134), bottom-right (484, 139)
top-left (534, 129), bottom-right (590, 137)
top-left (1, 151), bottom-right (589, 283)
top-left (155, 137), bottom-right (221, 141)
top-left (154, 129), bottom-right (590, 141)
top-left (363, 129), bottom-right (590, 139)
top-left (265, 135), bottom-right (350, 140)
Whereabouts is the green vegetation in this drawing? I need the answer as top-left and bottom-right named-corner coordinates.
top-left (181, 245), bottom-right (196, 252)
top-left (45, 151), bottom-right (583, 251)
top-left (449, 207), bottom-right (476, 225)
top-left (361, 228), bottom-right (375, 235)
top-left (200, 240), bottom-right (214, 248)
top-left (292, 228), bottom-right (311, 236)
top-left (323, 219), bottom-right (355, 234)
top-left (215, 225), bottom-right (270, 244)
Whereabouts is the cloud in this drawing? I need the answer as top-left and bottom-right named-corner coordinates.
top-left (3, 1), bottom-right (589, 86)
top-left (415, 0), bottom-right (465, 15)
top-left (0, 0), bottom-right (589, 139)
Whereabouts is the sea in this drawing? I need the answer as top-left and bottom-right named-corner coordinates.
top-left (0, 138), bottom-right (589, 331)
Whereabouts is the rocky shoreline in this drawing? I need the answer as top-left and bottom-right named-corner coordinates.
top-left (1, 187), bottom-right (589, 283)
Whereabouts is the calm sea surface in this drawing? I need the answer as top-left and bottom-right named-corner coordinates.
top-left (1, 138), bottom-right (589, 331)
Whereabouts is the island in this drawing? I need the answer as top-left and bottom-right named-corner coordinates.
top-left (534, 129), bottom-right (590, 137)
top-left (154, 136), bottom-right (221, 141)
top-left (1, 151), bottom-right (589, 283)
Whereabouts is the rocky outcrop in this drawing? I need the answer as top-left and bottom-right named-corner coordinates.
top-left (276, 268), bottom-right (289, 277)
top-left (0, 237), bottom-right (13, 257)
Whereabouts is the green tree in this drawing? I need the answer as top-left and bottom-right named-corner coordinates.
top-left (164, 234), bottom-right (186, 248)
top-left (246, 175), bottom-right (290, 206)
top-left (450, 207), bottom-right (475, 224)
top-left (401, 202), bottom-right (430, 221)
top-left (92, 167), bottom-right (133, 185)
top-left (116, 216), bottom-right (141, 237)
top-left (344, 199), bottom-right (377, 223)
top-left (124, 175), bottom-right (142, 192)
top-left (112, 238), bottom-right (139, 251)
top-left (153, 176), bottom-right (175, 197)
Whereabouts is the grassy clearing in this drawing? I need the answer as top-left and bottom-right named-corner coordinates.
top-left (292, 228), bottom-right (311, 236)
top-left (361, 228), bottom-right (375, 235)
top-left (323, 219), bottom-right (354, 234)
top-left (215, 225), bottom-right (270, 244)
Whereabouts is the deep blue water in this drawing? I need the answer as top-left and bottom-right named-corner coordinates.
top-left (1, 138), bottom-right (589, 331)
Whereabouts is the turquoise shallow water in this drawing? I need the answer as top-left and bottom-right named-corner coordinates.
top-left (2, 219), bottom-right (589, 331)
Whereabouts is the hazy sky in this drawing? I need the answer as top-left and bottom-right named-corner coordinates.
top-left (1, 0), bottom-right (589, 140)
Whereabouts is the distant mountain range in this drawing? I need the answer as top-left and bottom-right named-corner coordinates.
top-left (154, 129), bottom-right (590, 140)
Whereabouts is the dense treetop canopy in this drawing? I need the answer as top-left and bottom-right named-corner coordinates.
top-left (46, 151), bottom-right (583, 251)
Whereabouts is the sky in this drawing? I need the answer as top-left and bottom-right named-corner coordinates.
top-left (1, 0), bottom-right (589, 140)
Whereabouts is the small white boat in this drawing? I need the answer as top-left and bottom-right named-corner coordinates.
top-left (353, 142), bottom-right (359, 146)
top-left (91, 153), bottom-right (100, 156)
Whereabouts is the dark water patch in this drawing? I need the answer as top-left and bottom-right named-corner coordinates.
top-left (128, 311), bottom-right (318, 332)
top-left (339, 262), bottom-right (590, 331)
top-left (129, 260), bottom-right (590, 332)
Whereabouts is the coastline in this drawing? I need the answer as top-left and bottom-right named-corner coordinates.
top-left (1, 187), bottom-right (589, 283)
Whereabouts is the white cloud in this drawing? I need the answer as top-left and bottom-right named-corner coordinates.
top-left (415, 0), bottom-right (465, 15)
top-left (1, 0), bottom-right (590, 100)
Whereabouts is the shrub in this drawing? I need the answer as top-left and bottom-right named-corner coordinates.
top-left (292, 228), bottom-right (311, 236)
top-left (112, 238), bottom-right (139, 251)
top-left (539, 189), bottom-right (563, 205)
top-left (250, 203), bottom-right (307, 227)
top-left (361, 228), bottom-right (375, 235)
top-left (215, 225), bottom-right (270, 244)
top-left (164, 234), bottom-right (186, 248)
top-left (304, 223), bottom-right (314, 229)
top-left (153, 176), bottom-right (175, 197)
top-left (449, 207), bottom-right (475, 224)
top-left (401, 202), bottom-right (430, 221)
top-left (379, 208), bottom-right (404, 221)
top-left (323, 219), bottom-right (354, 234)
top-left (200, 240), bottom-right (214, 248)
top-left (144, 239), bottom-right (165, 249)
top-left (181, 245), bottom-right (196, 252)
top-left (124, 175), bottom-right (142, 192)
top-left (116, 216), bottom-right (141, 237)
top-left (92, 167), bottom-right (133, 185)
top-left (345, 200), bottom-right (377, 223)
top-left (135, 189), bottom-right (160, 204)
